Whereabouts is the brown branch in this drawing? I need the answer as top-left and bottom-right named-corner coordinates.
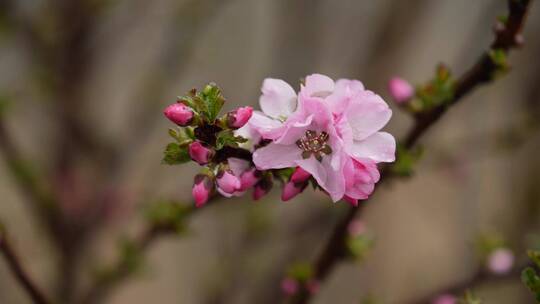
top-left (0, 223), bottom-right (52, 304)
top-left (287, 1), bottom-right (533, 303)
top-left (79, 196), bottom-right (224, 304)
top-left (407, 260), bottom-right (533, 304)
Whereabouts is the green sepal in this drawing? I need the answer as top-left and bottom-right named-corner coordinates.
top-left (162, 142), bottom-right (191, 165)
top-left (144, 200), bottom-right (192, 234)
top-left (215, 129), bottom-right (248, 150)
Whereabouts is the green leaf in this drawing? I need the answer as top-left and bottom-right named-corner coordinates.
top-left (215, 129), bottom-right (247, 150)
top-left (391, 144), bottom-right (423, 177)
top-left (273, 168), bottom-right (295, 182)
top-left (488, 48), bottom-right (510, 78)
top-left (475, 234), bottom-right (506, 261)
top-left (529, 250), bottom-right (540, 268)
top-left (459, 291), bottom-right (481, 304)
top-left (287, 262), bottom-right (313, 282)
top-left (522, 267), bottom-right (540, 302)
top-left (413, 64), bottom-right (456, 111)
top-left (168, 127), bottom-right (195, 144)
top-left (145, 200), bottom-right (192, 233)
top-left (162, 142), bottom-right (190, 165)
top-left (346, 235), bottom-right (374, 261)
top-left (201, 83), bottom-right (225, 122)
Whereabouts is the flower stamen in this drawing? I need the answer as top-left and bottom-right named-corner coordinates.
top-left (296, 130), bottom-right (332, 161)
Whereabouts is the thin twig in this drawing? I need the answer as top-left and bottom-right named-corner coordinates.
top-left (287, 1), bottom-right (533, 303)
top-left (0, 223), bottom-right (52, 304)
top-left (406, 261), bottom-right (533, 304)
top-left (79, 196), bottom-right (223, 304)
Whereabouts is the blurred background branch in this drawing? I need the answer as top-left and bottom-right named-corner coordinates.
top-left (0, 0), bottom-right (538, 304)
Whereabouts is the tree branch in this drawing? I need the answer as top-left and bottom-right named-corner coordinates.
top-left (407, 261), bottom-right (533, 304)
top-left (79, 196), bottom-right (224, 304)
top-left (0, 223), bottom-right (52, 304)
top-left (287, 1), bottom-right (533, 303)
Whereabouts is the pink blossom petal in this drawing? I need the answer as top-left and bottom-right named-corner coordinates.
top-left (249, 111), bottom-right (285, 140)
top-left (253, 143), bottom-right (302, 170)
top-left (227, 158), bottom-right (251, 176)
top-left (303, 74), bottom-right (335, 97)
top-left (335, 79), bottom-right (364, 93)
top-left (350, 132), bottom-right (396, 163)
top-left (296, 153), bottom-right (345, 202)
top-left (346, 92), bottom-right (392, 141)
top-left (260, 78), bottom-right (297, 119)
top-left (275, 115), bottom-right (313, 145)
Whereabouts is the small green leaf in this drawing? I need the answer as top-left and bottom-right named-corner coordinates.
top-left (201, 83), bottom-right (225, 122)
top-left (391, 144), bottom-right (423, 177)
top-left (273, 168), bottom-right (295, 182)
top-left (145, 200), bottom-right (192, 233)
top-left (287, 262), bottom-right (313, 282)
top-left (459, 291), bottom-right (481, 304)
top-left (162, 142), bottom-right (190, 165)
top-left (413, 64), bottom-right (456, 111)
top-left (215, 129), bottom-right (247, 150)
top-left (346, 235), bottom-right (374, 261)
top-left (529, 250), bottom-right (540, 268)
top-left (488, 48), bottom-right (509, 78)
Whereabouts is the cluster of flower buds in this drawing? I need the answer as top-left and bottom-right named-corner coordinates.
top-left (163, 83), bottom-right (259, 207)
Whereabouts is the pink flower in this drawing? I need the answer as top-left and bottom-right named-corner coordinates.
top-left (280, 278), bottom-right (298, 296)
top-left (240, 168), bottom-right (261, 190)
top-left (343, 159), bottom-right (380, 202)
top-left (227, 106), bottom-right (253, 129)
top-left (163, 103), bottom-right (193, 126)
top-left (251, 74), bottom-right (395, 202)
top-left (281, 181), bottom-right (306, 201)
top-left (347, 219), bottom-right (366, 236)
top-left (216, 158), bottom-right (252, 197)
top-left (216, 169), bottom-right (242, 195)
top-left (388, 77), bottom-right (414, 104)
top-left (432, 294), bottom-right (456, 304)
top-left (188, 141), bottom-right (213, 165)
top-left (487, 248), bottom-right (514, 274)
top-left (192, 174), bottom-right (213, 207)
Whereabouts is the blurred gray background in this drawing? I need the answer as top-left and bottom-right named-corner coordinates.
top-left (1, 0), bottom-right (540, 303)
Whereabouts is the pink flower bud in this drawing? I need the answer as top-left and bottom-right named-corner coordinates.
top-left (227, 106), bottom-right (253, 129)
top-left (163, 103), bottom-right (193, 126)
top-left (487, 248), bottom-right (514, 274)
top-left (216, 170), bottom-right (242, 194)
top-left (343, 195), bottom-right (358, 207)
top-left (388, 77), bottom-right (414, 104)
top-left (305, 279), bottom-right (320, 295)
top-left (192, 174), bottom-right (213, 207)
top-left (347, 219), bottom-right (365, 237)
top-left (281, 181), bottom-right (305, 202)
top-left (280, 278), bottom-right (298, 296)
top-left (188, 141), bottom-right (213, 165)
top-left (240, 168), bottom-right (261, 190)
top-left (290, 167), bottom-right (311, 183)
top-left (253, 178), bottom-right (272, 201)
top-left (432, 294), bottom-right (456, 304)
